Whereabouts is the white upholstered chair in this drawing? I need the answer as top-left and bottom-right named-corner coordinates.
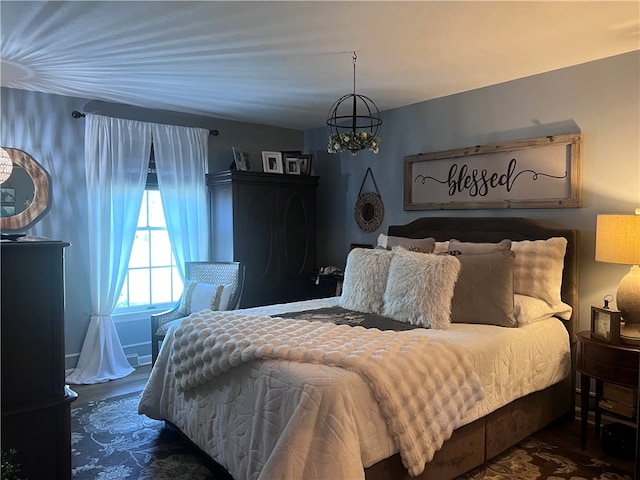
top-left (150, 261), bottom-right (245, 364)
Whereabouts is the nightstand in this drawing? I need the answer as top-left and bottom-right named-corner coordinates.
top-left (576, 331), bottom-right (640, 449)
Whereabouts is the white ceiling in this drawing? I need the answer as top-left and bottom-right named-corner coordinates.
top-left (1, 1), bottom-right (639, 130)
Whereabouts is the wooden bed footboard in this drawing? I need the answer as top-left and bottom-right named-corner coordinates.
top-left (365, 378), bottom-right (572, 480)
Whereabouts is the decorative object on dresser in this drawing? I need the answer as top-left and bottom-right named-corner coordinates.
top-left (1, 239), bottom-right (76, 480)
top-left (595, 213), bottom-right (640, 344)
top-left (207, 170), bottom-right (318, 307)
top-left (326, 51), bottom-right (382, 155)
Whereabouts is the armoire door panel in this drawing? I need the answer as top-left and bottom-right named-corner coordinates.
top-left (236, 188), bottom-right (277, 287)
top-left (282, 192), bottom-right (310, 277)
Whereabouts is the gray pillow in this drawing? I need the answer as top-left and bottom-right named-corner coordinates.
top-left (450, 250), bottom-right (517, 327)
top-left (448, 238), bottom-right (511, 254)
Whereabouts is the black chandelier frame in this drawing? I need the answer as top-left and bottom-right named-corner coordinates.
top-left (326, 52), bottom-right (382, 154)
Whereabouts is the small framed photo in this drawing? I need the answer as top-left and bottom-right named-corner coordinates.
top-left (298, 154), bottom-right (313, 175)
top-left (262, 151), bottom-right (283, 174)
top-left (285, 157), bottom-right (301, 175)
top-left (590, 305), bottom-right (622, 343)
top-left (232, 147), bottom-right (251, 171)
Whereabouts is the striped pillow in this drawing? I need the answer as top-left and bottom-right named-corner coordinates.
top-left (180, 281), bottom-right (233, 314)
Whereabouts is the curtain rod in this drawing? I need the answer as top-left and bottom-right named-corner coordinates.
top-left (71, 111), bottom-right (219, 136)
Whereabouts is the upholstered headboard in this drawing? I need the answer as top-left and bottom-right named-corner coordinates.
top-left (387, 217), bottom-right (579, 339)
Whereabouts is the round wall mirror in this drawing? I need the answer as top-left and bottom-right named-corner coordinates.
top-left (0, 148), bottom-right (51, 231)
top-left (354, 192), bottom-right (384, 232)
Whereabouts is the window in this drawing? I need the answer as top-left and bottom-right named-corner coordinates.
top-left (115, 189), bottom-right (183, 313)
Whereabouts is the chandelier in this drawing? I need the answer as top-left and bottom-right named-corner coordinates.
top-left (0, 147), bottom-right (13, 184)
top-left (326, 52), bottom-right (382, 155)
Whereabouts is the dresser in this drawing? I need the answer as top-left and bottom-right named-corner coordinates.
top-left (1, 239), bottom-right (76, 480)
top-left (208, 170), bottom-right (318, 307)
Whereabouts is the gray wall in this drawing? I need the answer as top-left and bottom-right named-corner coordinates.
top-left (306, 51), bottom-right (640, 334)
top-left (0, 87), bottom-right (303, 368)
top-left (2, 50), bottom-right (638, 366)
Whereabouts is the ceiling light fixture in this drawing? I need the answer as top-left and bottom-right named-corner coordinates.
top-left (326, 52), bottom-right (382, 156)
top-left (0, 148), bottom-right (13, 184)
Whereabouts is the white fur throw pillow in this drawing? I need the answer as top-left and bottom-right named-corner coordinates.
top-left (339, 248), bottom-right (394, 313)
top-left (383, 250), bottom-right (461, 329)
top-left (511, 237), bottom-right (567, 308)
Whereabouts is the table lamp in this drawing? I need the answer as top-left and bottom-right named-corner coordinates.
top-left (595, 213), bottom-right (640, 343)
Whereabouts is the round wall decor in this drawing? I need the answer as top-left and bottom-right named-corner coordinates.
top-left (354, 168), bottom-right (384, 232)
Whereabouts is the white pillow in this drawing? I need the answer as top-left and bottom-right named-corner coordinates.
top-left (383, 249), bottom-right (461, 329)
top-left (377, 233), bottom-right (435, 253)
top-left (434, 241), bottom-right (449, 254)
top-left (511, 237), bottom-right (567, 307)
top-left (514, 294), bottom-right (573, 324)
top-left (180, 281), bottom-right (234, 313)
top-left (339, 248), bottom-right (394, 314)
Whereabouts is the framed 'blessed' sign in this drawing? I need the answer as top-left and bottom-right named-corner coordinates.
top-left (403, 134), bottom-right (582, 210)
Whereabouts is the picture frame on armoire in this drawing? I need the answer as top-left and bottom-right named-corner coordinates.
top-left (232, 147), bottom-right (251, 171)
top-left (298, 154), bottom-right (313, 175)
top-left (262, 151), bottom-right (283, 174)
top-left (285, 157), bottom-right (301, 174)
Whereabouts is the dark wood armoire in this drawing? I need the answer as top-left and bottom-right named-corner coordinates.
top-left (207, 170), bottom-right (318, 307)
top-left (1, 239), bottom-right (76, 480)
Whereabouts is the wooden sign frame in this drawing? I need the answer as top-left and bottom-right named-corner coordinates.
top-left (404, 134), bottom-right (582, 210)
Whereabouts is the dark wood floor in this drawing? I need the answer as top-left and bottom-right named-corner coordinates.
top-left (71, 365), bottom-right (636, 477)
top-left (72, 364), bottom-right (152, 406)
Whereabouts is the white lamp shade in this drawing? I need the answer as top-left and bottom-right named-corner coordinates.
top-left (595, 214), bottom-right (640, 265)
top-left (596, 214), bottom-right (640, 327)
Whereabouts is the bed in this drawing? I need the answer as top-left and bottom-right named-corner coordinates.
top-left (139, 216), bottom-right (579, 480)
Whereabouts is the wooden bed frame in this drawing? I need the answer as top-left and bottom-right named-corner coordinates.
top-left (163, 216), bottom-right (579, 479)
top-left (365, 216), bottom-right (579, 480)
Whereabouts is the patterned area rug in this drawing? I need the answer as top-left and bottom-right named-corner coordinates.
top-left (72, 392), bottom-right (633, 480)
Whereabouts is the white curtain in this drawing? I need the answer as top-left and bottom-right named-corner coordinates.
top-left (152, 123), bottom-right (210, 278)
top-left (66, 114), bottom-right (152, 384)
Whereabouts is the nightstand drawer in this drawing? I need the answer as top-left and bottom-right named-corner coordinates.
top-left (580, 341), bottom-right (639, 366)
top-left (577, 333), bottom-right (640, 386)
top-left (578, 356), bottom-right (639, 386)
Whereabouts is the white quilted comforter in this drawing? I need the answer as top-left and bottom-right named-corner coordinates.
top-left (139, 297), bottom-right (571, 480)
top-left (170, 311), bottom-right (484, 476)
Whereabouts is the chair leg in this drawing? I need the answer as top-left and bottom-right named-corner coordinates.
top-left (151, 336), bottom-right (159, 366)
